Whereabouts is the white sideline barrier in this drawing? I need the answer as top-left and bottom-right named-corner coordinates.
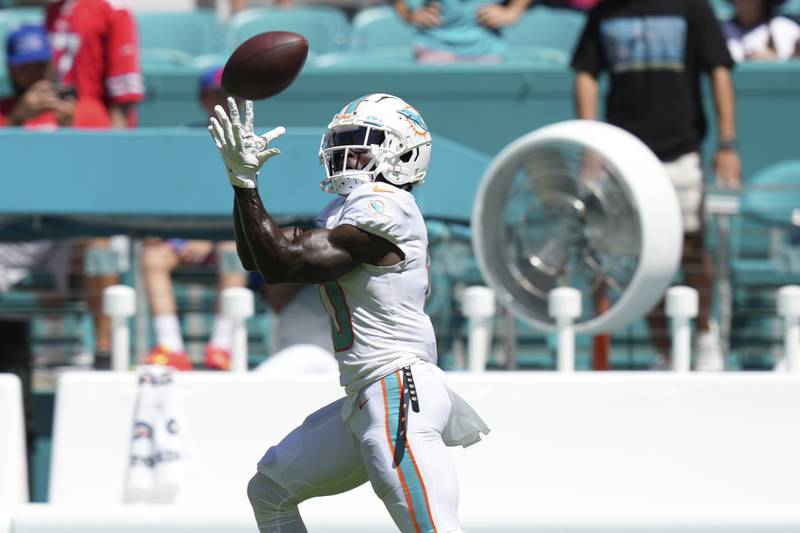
top-left (0, 373), bottom-right (28, 533)
top-left (13, 371), bottom-right (800, 532)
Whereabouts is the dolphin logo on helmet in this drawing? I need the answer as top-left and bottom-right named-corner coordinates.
top-left (319, 93), bottom-right (433, 196)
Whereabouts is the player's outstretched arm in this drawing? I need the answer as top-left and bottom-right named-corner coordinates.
top-left (209, 97), bottom-right (396, 282)
top-left (234, 188), bottom-right (397, 283)
top-left (232, 201), bottom-right (257, 271)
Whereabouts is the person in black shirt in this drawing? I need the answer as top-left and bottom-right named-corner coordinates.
top-left (571, 0), bottom-right (740, 370)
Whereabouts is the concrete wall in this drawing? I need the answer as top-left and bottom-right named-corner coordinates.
top-left (10, 371), bottom-right (800, 532)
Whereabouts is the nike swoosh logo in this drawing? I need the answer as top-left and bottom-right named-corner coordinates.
top-left (372, 185), bottom-right (395, 193)
top-left (358, 399), bottom-right (369, 410)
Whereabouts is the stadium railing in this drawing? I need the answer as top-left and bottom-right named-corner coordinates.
top-left (0, 128), bottom-right (491, 366)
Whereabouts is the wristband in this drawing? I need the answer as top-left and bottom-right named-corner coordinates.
top-left (717, 138), bottom-right (737, 151)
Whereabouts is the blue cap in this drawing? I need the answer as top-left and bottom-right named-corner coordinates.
top-left (6, 25), bottom-right (51, 67)
top-left (199, 65), bottom-right (223, 96)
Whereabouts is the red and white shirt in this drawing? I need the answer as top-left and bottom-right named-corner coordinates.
top-left (46, 0), bottom-right (144, 127)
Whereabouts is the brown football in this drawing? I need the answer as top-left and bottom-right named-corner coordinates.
top-left (221, 31), bottom-right (309, 100)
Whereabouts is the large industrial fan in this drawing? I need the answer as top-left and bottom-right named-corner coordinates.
top-left (472, 120), bottom-right (683, 334)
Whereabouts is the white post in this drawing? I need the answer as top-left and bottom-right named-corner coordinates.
top-left (666, 286), bottom-right (698, 373)
top-left (461, 286), bottom-right (496, 372)
top-left (548, 287), bottom-right (581, 372)
top-left (103, 285), bottom-right (136, 371)
top-left (222, 287), bottom-right (255, 372)
top-left (777, 285), bottom-right (800, 373)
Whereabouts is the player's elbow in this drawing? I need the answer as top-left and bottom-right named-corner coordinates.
top-left (253, 251), bottom-right (297, 284)
top-left (236, 250), bottom-right (258, 272)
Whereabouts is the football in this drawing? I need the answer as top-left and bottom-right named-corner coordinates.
top-left (221, 31), bottom-right (309, 100)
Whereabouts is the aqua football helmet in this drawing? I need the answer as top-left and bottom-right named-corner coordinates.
top-left (320, 93), bottom-right (433, 195)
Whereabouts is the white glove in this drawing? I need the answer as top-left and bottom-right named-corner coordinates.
top-left (208, 97), bottom-right (286, 189)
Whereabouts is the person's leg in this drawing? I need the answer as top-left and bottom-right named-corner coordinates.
top-left (206, 240), bottom-right (247, 369)
top-left (683, 230), bottom-right (715, 332)
top-left (141, 239), bottom-right (182, 351)
top-left (349, 365), bottom-right (463, 533)
top-left (668, 152), bottom-right (721, 369)
top-left (83, 238), bottom-right (118, 367)
top-left (248, 397), bottom-right (368, 532)
top-left (140, 239), bottom-right (194, 370)
top-left (684, 228), bottom-right (723, 370)
top-left (649, 152), bottom-right (721, 369)
top-left (645, 297), bottom-right (670, 367)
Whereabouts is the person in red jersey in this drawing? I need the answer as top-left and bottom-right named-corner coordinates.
top-left (45, 0), bottom-right (145, 367)
top-left (45, 0), bottom-right (145, 128)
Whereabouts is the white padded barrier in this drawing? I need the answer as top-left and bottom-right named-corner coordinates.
top-left (0, 373), bottom-right (28, 533)
top-left (13, 371), bottom-right (800, 532)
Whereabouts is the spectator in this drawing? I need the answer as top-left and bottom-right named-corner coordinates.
top-left (140, 239), bottom-right (247, 370)
top-left (46, 0), bottom-right (146, 366)
top-left (0, 25), bottom-right (73, 128)
top-left (45, 0), bottom-right (144, 128)
top-left (572, 0), bottom-right (740, 370)
top-left (0, 25), bottom-right (118, 369)
top-left (198, 66), bottom-right (226, 120)
top-left (140, 68), bottom-right (246, 371)
top-left (394, 0), bottom-right (534, 63)
top-left (722, 0), bottom-right (800, 61)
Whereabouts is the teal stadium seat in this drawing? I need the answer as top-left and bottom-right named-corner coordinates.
top-left (225, 7), bottom-right (350, 58)
top-left (347, 5), bottom-right (575, 65)
top-left (136, 10), bottom-right (222, 66)
top-left (709, 0), bottom-right (734, 19)
top-left (0, 8), bottom-right (43, 67)
top-left (503, 5), bottom-right (585, 60)
top-left (349, 6), bottom-right (415, 55)
top-left (730, 160), bottom-right (800, 364)
top-left (779, 0), bottom-right (800, 15)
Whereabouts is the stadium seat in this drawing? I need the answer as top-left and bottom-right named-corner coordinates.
top-left (709, 0), bottom-right (734, 18)
top-left (225, 7), bottom-right (350, 57)
top-left (732, 159), bottom-right (800, 280)
top-left (503, 5), bottom-right (586, 56)
top-left (730, 160), bottom-right (800, 362)
top-left (313, 48), bottom-right (414, 66)
top-left (779, 0), bottom-right (800, 15)
top-left (136, 10), bottom-right (222, 58)
top-left (0, 8), bottom-right (43, 67)
top-left (349, 5), bottom-right (415, 54)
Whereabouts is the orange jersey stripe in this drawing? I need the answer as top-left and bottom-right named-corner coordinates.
top-left (405, 436), bottom-right (438, 533)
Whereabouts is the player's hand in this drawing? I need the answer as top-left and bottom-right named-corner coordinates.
top-left (476, 4), bottom-right (524, 29)
top-left (208, 97), bottom-right (285, 188)
top-left (714, 148), bottom-right (741, 190)
top-left (410, 3), bottom-right (442, 28)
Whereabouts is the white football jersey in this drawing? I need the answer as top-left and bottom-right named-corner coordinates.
top-left (316, 182), bottom-right (437, 393)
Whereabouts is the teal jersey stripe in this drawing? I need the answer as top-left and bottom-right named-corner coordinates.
top-left (385, 372), bottom-right (436, 532)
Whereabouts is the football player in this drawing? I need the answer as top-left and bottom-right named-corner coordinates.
top-left (209, 94), bottom-right (489, 533)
